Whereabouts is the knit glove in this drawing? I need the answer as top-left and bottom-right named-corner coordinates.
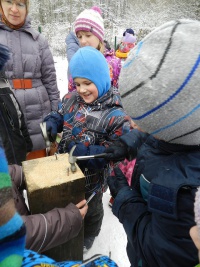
top-left (44, 112), bottom-right (63, 142)
top-left (45, 120), bottom-right (57, 142)
top-left (69, 141), bottom-right (88, 156)
top-left (107, 167), bottom-right (129, 199)
top-left (104, 141), bottom-right (128, 161)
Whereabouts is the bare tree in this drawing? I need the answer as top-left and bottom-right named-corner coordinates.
top-left (29, 0), bottom-right (200, 56)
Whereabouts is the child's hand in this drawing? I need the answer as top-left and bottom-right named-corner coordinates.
top-left (72, 142), bottom-right (88, 156)
top-left (107, 167), bottom-right (129, 199)
top-left (43, 112), bottom-right (63, 142)
top-left (104, 141), bottom-right (128, 161)
top-left (76, 199), bottom-right (88, 219)
top-left (45, 120), bottom-right (58, 142)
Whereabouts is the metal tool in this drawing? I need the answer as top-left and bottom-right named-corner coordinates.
top-left (83, 190), bottom-right (97, 207)
top-left (40, 122), bottom-right (51, 156)
top-left (68, 145), bottom-right (107, 173)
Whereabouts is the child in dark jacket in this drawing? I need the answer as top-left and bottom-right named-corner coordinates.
top-left (105, 19), bottom-right (200, 267)
top-left (44, 46), bottom-right (132, 251)
top-left (0, 65), bottom-right (33, 165)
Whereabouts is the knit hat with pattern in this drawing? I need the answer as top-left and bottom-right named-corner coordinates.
top-left (119, 19), bottom-right (200, 146)
top-left (74, 6), bottom-right (104, 42)
top-left (69, 46), bottom-right (110, 99)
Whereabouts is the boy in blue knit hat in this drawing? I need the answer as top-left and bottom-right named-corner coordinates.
top-left (0, 44), bottom-right (118, 267)
top-left (44, 46), bottom-right (132, 251)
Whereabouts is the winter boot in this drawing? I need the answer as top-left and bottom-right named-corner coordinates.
top-left (83, 236), bottom-right (95, 253)
top-left (109, 196), bottom-right (114, 207)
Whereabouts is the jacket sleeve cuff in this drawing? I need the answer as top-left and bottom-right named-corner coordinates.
top-left (112, 187), bottom-right (135, 217)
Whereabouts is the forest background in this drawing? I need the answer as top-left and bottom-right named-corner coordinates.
top-left (29, 0), bottom-right (200, 57)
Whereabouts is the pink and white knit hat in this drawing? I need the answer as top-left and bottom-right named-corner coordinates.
top-left (74, 6), bottom-right (104, 42)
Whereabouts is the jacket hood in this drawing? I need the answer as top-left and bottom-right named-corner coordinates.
top-left (69, 46), bottom-right (111, 98)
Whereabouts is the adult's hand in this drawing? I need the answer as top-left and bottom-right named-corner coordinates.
top-left (76, 199), bottom-right (88, 219)
top-left (107, 167), bottom-right (129, 199)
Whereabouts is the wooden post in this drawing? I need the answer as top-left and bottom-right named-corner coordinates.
top-left (114, 36), bottom-right (117, 51)
top-left (38, 25), bottom-right (42, 33)
top-left (22, 153), bottom-right (85, 261)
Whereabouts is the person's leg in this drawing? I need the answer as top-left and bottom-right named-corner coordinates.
top-left (84, 192), bottom-right (104, 250)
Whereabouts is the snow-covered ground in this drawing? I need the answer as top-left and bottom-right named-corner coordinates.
top-left (54, 56), bottom-right (69, 99)
top-left (54, 56), bottom-right (130, 267)
top-left (84, 190), bottom-right (130, 267)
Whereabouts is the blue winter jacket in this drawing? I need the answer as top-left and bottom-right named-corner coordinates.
top-left (65, 32), bottom-right (79, 79)
top-left (113, 129), bottom-right (200, 267)
top-left (65, 32), bottom-right (79, 63)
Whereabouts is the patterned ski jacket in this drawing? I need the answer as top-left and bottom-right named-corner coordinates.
top-left (68, 48), bottom-right (121, 92)
top-left (45, 87), bottom-right (131, 170)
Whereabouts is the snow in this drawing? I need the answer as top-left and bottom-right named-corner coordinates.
top-left (54, 56), bottom-right (68, 98)
top-left (54, 57), bottom-right (130, 267)
top-left (84, 190), bottom-right (130, 267)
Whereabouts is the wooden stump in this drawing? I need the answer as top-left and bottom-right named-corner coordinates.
top-left (22, 153), bottom-right (85, 261)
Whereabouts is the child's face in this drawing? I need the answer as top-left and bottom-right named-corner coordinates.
top-left (74, 78), bottom-right (98, 103)
top-left (76, 31), bottom-right (100, 49)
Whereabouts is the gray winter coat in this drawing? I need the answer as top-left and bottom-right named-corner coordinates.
top-left (9, 164), bottom-right (83, 252)
top-left (0, 16), bottom-right (60, 151)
